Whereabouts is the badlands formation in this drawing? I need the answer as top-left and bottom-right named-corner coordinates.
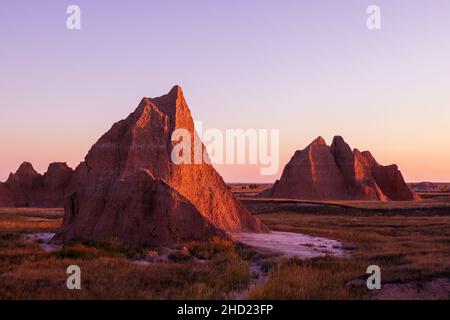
top-left (0, 162), bottom-right (73, 207)
top-left (261, 136), bottom-right (420, 201)
top-left (57, 86), bottom-right (268, 245)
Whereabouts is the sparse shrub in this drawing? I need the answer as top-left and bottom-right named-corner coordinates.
top-left (237, 245), bottom-right (256, 260)
top-left (190, 237), bottom-right (236, 260)
top-left (51, 243), bottom-right (113, 259)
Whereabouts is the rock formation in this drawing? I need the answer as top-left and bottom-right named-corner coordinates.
top-left (39, 163), bottom-right (74, 207)
top-left (0, 183), bottom-right (13, 207)
top-left (0, 162), bottom-right (73, 207)
top-left (5, 162), bottom-right (42, 207)
top-left (371, 164), bottom-right (420, 201)
top-left (58, 86), bottom-right (268, 245)
top-left (263, 137), bottom-right (348, 200)
top-left (261, 136), bottom-right (419, 201)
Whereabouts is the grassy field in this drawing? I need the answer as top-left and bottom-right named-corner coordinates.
top-left (238, 185), bottom-right (450, 299)
top-left (251, 211), bottom-right (450, 299)
top-left (1, 201), bottom-right (450, 300)
top-left (0, 208), bottom-right (252, 299)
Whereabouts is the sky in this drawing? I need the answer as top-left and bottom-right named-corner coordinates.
top-left (1, 0), bottom-right (449, 183)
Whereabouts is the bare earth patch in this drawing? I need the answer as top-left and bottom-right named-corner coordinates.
top-left (23, 232), bottom-right (61, 253)
top-left (233, 231), bottom-right (347, 259)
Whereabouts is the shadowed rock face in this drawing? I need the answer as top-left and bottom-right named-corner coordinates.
top-left (5, 162), bottom-right (42, 207)
top-left (330, 136), bottom-right (359, 194)
top-left (1, 162), bottom-right (74, 207)
top-left (39, 163), bottom-right (74, 207)
top-left (59, 86), bottom-right (268, 245)
top-left (62, 167), bottom-right (223, 245)
top-left (261, 136), bottom-right (419, 201)
top-left (371, 165), bottom-right (421, 201)
top-left (0, 183), bottom-right (14, 207)
top-left (265, 137), bottom-right (348, 200)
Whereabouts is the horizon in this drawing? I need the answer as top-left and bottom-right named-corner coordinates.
top-left (1, 126), bottom-right (449, 184)
top-left (1, 0), bottom-right (450, 183)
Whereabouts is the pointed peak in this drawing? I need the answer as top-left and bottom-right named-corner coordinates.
top-left (141, 85), bottom-right (184, 104)
top-left (6, 162), bottom-right (41, 183)
top-left (330, 136), bottom-right (352, 155)
top-left (360, 151), bottom-right (379, 166)
top-left (331, 135), bottom-right (347, 145)
top-left (168, 85), bottom-right (183, 97)
top-left (135, 85), bottom-right (186, 120)
top-left (156, 85), bottom-right (186, 108)
top-left (16, 162), bottom-right (38, 175)
top-left (310, 136), bottom-right (326, 146)
top-left (361, 151), bottom-right (373, 158)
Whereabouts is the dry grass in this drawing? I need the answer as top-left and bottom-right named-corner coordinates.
top-left (0, 209), bottom-right (250, 300)
top-left (0, 254), bottom-right (250, 299)
top-left (0, 208), bottom-right (62, 234)
top-left (330, 199), bottom-right (450, 210)
top-left (251, 210), bottom-right (450, 299)
top-left (1, 205), bottom-right (450, 300)
top-left (250, 257), bottom-right (369, 300)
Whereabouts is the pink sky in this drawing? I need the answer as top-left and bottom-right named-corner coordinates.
top-left (1, 0), bottom-right (449, 183)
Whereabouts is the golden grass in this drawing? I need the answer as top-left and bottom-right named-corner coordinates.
top-left (250, 257), bottom-right (369, 300)
top-left (1, 206), bottom-right (450, 299)
top-left (0, 208), bottom-right (63, 233)
top-left (0, 255), bottom-right (250, 299)
top-left (0, 209), bottom-right (250, 300)
top-left (330, 199), bottom-right (450, 209)
top-left (251, 211), bottom-right (450, 299)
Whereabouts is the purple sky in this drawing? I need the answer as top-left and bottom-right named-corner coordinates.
top-left (1, 0), bottom-right (450, 182)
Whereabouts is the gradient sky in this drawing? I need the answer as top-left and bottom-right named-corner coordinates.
top-left (1, 0), bottom-right (449, 183)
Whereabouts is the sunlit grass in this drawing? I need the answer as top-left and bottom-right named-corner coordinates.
top-left (0, 209), bottom-right (250, 299)
top-left (250, 211), bottom-right (450, 299)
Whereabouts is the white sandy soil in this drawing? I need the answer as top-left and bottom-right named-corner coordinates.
top-left (24, 232), bottom-right (61, 252)
top-left (233, 231), bottom-right (347, 258)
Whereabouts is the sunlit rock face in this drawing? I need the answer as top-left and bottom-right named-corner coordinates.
top-left (261, 136), bottom-right (419, 201)
top-left (58, 86), bottom-right (268, 246)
